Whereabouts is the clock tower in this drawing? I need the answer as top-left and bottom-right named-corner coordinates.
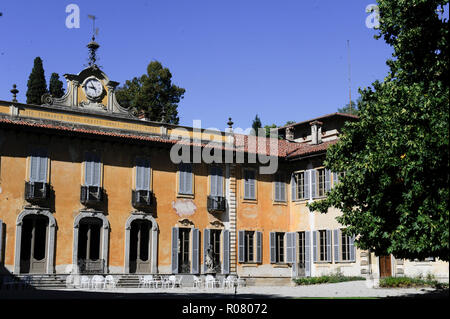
top-left (41, 36), bottom-right (137, 117)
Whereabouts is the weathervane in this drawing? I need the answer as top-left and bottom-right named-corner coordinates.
top-left (86, 14), bottom-right (100, 67)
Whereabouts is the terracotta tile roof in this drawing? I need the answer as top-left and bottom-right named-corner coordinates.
top-left (0, 117), bottom-right (333, 159)
top-left (278, 112), bottom-right (359, 130)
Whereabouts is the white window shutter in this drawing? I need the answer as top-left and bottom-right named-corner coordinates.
top-left (29, 155), bottom-right (39, 182)
top-left (312, 231), bottom-right (317, 262)
top-left (305, 231), bottom-right (311, 277)
top-left (304, 170), bottom-right (310, 199)
top-left (334, 229), bottom-right (340, 263)
top-left (326, 230), bottom-right (332, 262)
top-left (311, 169), bottom-right (317, 198)
top-left (325, 169), bottom-right (331, 192)
top-left (216, 167), bottom-right (223, 196)
top-left (291, 174), bottom-right (297, 201)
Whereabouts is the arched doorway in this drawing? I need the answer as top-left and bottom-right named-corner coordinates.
top-left (129, 219), bottom-right (152, 273)
top-left (77, 217), bottom-right (103, 273)
top-left (14, 209), bottom-right (56, 274)
top-left (124, 213), bottom-right (158, 274)
top-left (20, 215), bottom-right (48, 273)
top-left (73, 211), bottom-right (109, 274)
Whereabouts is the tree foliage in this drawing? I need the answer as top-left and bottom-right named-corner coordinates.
top-left (26, 57), bottom-right (47, 105)
top-left (49, 72), bottom-right (65, 98)
top-left (338, 99), bottom-right (360, 115)
top-left (308, 0), bottom-right (449, 261)
top-left (116, 61), bottom-right (185, 124)
top-left (251, 114), bottom-right (262, 135)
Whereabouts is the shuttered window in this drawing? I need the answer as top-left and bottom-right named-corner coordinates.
top-left (84, 152), bottom-right (101, 186)
top-left (135, 158), bottom-right (151, 190)
top-left (316, 230), bottom-right (332, 262)
top-left (243, 169), bottom-right (256, 200)
top-left (270, 232), bottom-right (286, 263)
top-left (238, 230), bottom-right (261, 263)
top-left (210, 166), bottom-right (223, 196)
top-left (29, 149), bottom-right (48, 183)
top-left (178, 163), bottom-right (193, 195)
top-left (274, 174), bottom-right (286, 202)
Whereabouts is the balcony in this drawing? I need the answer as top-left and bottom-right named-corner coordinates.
top-left (80, 185), bottom-right (103, 206)
top-left (207, 195), bottom-right (226, 213)
top-left (25, 181), bottom-right (50, 203)
top-left (132, 189), bottom-right (153, 210)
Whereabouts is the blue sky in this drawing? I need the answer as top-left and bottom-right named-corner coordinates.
top-left (0, 0), bottom-right (394, 131)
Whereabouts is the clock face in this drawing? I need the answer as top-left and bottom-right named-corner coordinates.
top-left (84, 78), bottom-right (103, 99)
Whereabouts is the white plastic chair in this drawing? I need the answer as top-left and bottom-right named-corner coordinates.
top-left (193, 275), bottom-right (202, 288)
top-left (223, 275), bottom-right (236, 288)
top-left (167, 275), bottom-right (181, 288)
top-left (104, 275), bottom-right (116, 289)
top-left (143, 275), bottom-right (156, 288)
top-left (237, 276), bottom-right (246, 287)
top-left (205, 275), bottom-right (219, 288)
top-left (65, 275), bottom-right (74, 288)
top-left (138, 275), bottom-right (145, 288)
top-left (80, 276), bottom-right (91, 289)
top-left (91, 275), bottom-right (105, 289)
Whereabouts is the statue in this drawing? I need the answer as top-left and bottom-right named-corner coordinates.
top-left (205, 245), bottom-right (215, 273)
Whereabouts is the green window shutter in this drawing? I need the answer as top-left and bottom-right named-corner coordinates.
top-left (171, 227), bottom-right (179, 274)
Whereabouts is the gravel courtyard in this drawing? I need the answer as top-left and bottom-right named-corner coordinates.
top-left (1, 280), bottom-right (448, 299)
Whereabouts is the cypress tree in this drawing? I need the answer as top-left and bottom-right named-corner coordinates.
top-left (26, 57), bottom-right (48, 104)
top-left (49, 72), bottom-right (65, 98)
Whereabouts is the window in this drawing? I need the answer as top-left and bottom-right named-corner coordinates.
top-left (210, 166), bottom-right (223, 196)
top-left (243, 169), bottom-right (256, 200)
top-left (319, 230), bottom-right (328, 261)
top-left (84, 152), bottom-right (101, 186)
top-left (29, 149), bottom-right (48, 183)
top-left (274, 173), bottom-right (286, 202)
top-left (317, 168), bottom-right (326, 197)
top-left (245, 231), bottom-right (254, 262)
top-left (238, 230), bottom-right (262, 263)
top-left (270, 232), bottom-right (286, 263)
top-left (178, 163), bottom-right (193, 195)
top-left (298, 231), bottom-right (305, 269)
top-left (341, 232), bottom-right (351, 261)
top-left (313, 230), bottom-right (331, 262)
top-left (178, 228), bottom-right (191, 273)
top-left (135, 158), bottom-right (150, 190)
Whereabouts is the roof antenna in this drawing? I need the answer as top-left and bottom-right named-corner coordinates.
top-left (347, 40), bottom-right (352, 112)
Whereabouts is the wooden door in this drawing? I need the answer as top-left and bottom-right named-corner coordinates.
top-left (379, 255), bottom-right (392, 278)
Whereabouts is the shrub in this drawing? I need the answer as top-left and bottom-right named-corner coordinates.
top-left (293, 272), bottom-right (366, 286)
top-left (379, 276), bottom-right (449, 289)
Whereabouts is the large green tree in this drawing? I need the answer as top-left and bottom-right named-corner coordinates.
top-left (309, 0), bottom-right (449, 261)
top-left (49, 72), bottom-right (65, 98)
top-left (116, 61), bottom-right (185, 124)
top-left (26, 57), bottom-right (48, 105)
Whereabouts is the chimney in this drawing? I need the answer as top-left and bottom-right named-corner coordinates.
top-left (285, 126), bottom-right (294, 141)
top-left (309, 120), bottom-right (323, 144)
